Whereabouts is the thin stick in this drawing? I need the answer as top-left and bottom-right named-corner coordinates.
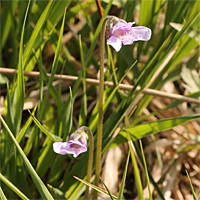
top-left (76, 126), bottom-right (94, 200)
top-left (95, 0), bottom-right (103, 19)
top-left (0, 67), bottom-right (199, 104)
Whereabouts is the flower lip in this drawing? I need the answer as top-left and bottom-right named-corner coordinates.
top-left (53, 130), bottom-right (88, 158)
top-left (107, 20), bottom-right (151, 52)
top-left (53, 139), bottom-right (87, 158)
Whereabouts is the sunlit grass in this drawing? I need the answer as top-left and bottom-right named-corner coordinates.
top-left (0, 0), bottom-right (199, 199)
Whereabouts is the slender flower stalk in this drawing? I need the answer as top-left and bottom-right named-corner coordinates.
top-left (94, 15), bottom-right (117, 199)
top-left (94, 15), bottom-right (152, 199)
top-left (76, 126), bottom-right (94, 200)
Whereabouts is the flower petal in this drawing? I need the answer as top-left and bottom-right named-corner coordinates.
top-left (107, 36), bottom-right (122, 52)
top-left (112, 21), bottom-right (135, 33)
top-left (131, 26), bottom-right (152, 41)
top-left (53, 142), bottom-right (69, 155)
top-left (53, 140), bottom-right (87, 158)
top-left (122, 38), bottom-right (134, 45)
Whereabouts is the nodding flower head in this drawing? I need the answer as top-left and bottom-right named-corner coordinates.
top-left (107, 19), bottom-right (151, 52)
top-left (53, 130), bottom-right (88, 158)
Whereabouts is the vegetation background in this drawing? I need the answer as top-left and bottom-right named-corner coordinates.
top-left (0, 0), bottom-right (199, 199)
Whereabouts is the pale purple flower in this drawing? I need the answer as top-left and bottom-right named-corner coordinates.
top-left (53, 131), bottom-right (88, 158)
top-left (107, 21), bottom-right (151, 52)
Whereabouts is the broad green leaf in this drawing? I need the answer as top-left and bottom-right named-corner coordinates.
top-left (112, 114), bottom-right (200, 147)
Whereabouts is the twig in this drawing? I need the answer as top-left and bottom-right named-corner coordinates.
top-left (0, 67), bottom-right (199, 104)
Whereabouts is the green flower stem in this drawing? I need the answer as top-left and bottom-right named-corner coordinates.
top-left (94, 15), bottom-right (116, 199)
top-left (77, 126), bottom-right (94, 199)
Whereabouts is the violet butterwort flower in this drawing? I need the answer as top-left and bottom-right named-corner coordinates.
top-left (53, 130), bottom-right (88, 158)
top-left (107, 21), bottom-right (151, 52)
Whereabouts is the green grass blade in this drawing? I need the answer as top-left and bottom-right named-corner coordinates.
top-left (74, 176), bottom-right (117, 200)
top-left (0, 187), bottom-right (7, 200)
top-left (62, 87), bottom-right (74, 141)
top-left (48, 0), bottom-right (72, 24)
top-left (16, 106), bottom-right (37, 143)
top-left (40, 7), bottom-right (66, 118)
top-left (28, 111), bottom-right (62, 142)
top-left (133, 140), bottom-right (165, 200)
top-left (186, 170), bottom-right (197, 200)
top-left (14, 0), bottom-right (30, 135)
top-left (78, 35), bottom-right (87, 127)
top-left (139, 0), bottom-right (153, 26)
top-left (170, 22), bottom-right (200, 43)
top-left (118, 151), bottom-right (130, 200)
top-left (100, 177), bottom-right (115, 200)
top-left (139, 140), bottom-right (152, 200)
top-left (65, 0), bottom-right (94, 20)
top-left (127, 131), bottom-right (144, 200)
top-left (0, 173), bottom-right (29, 200)
top-left (1, 1), bottom-right (14, 49)
top-left (23, 0), bottom-right (54, 69)
top-left (89, 61), bottom-right (137, 133)
top-left (0, 115), bottom-right (54, 200)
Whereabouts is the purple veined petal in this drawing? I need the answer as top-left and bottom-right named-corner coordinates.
top-left (112, 21), bottom-right (135, 33)
top-left (122, 38), bottom-right (134, 45)
top-left (53, 142), bottom-right (69, 155)
top-left (131, 26), bottom-right (152, 41)
top-left (112, 22), bottom-right (127, 33)
top-left (53, 140), bottom-right (87, 158)
top-left (107, 36), bottom-right (122, 52)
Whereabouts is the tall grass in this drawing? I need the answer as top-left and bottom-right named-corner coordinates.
top-left (0, 0), bottom-right (199, 199)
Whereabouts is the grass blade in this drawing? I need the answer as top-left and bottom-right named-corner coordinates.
top-left (0, 115), bottom-right (54, 200)
top-left (74, 176), bottom-right (117, 200)
top-left (113, 114), bottom-right (200, 145)
top-left (0, 187), bottom-right (7, 200)
top-left (118, 151), bottom-right (130, 200)
top-left (0, 173), bottom-right (29, 200)
top-left (14, 0), bottom-right (30, 135)
top-left (100, 177), bottom-right (115, 200)
top-left (40, 7), bottom-right (66, 118)
top-left (186, 170), bottom-right (197, 200)
top-left (139, 140), bottom-right (152, 200)
top-left (78, 35), bottom-right (87, 127)
top-left (28, 110), bottom-right (62, 142)
top-left (126, 121), bottom-right (144, 200)
top-left (23, 0), bottom-right (54, 69)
